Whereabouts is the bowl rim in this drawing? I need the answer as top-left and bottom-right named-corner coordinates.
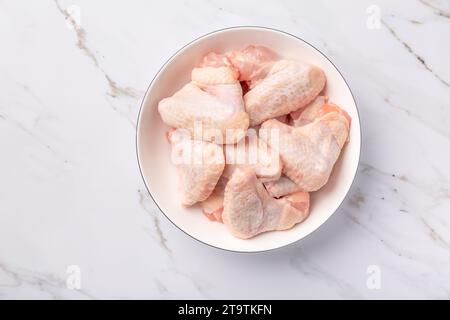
top-left (136, 26), bottom-right (362, 254)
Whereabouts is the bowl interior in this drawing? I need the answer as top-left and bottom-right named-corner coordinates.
top-left (137, 27), bottom-right (360, 252)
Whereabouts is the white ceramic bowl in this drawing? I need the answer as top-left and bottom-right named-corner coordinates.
top-left (137, 27), bottom-right (361, 252)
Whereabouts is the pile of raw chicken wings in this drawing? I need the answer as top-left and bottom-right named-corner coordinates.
top-left (158, 45), bottom-right (351, 239)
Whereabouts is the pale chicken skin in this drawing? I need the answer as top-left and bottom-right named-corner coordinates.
top-left (158, 66), bottom-right (249, 144)
top-left (245, 60), bottom-right (326, 126)
top-left (290, 95), bottom-right (328, 127)
top-left (201, 45), bottom-right (278, 87)
top-left (169, 130), bottom-right (225, 206)
top-left (201, 135), bottom-right (282, 222)
top-left (200, 176), bottom-right (228, 222)
top-left (266, 101), bottom-right (351, 198)
top-left (200, 52), bottom-right (240, 79)
top-left (222, 168), bottom-right (310, 239)
top-left (223, 135), bottom-right (281, 182)
top-left (264, 175), bottom-right (303, 198)
top-left (226, 45), bottom-right (278, 86)
top-left (260, 105), bottom-right (351, 192)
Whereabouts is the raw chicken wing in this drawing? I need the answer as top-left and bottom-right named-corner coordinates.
top-left (260, 105), bottom-right (350, 191)
top-left (159, 66), bottom-right (249, 144)
top-left (222, 168), bottom-right (310, 239)
top-left (245, 60), bottom-right (326, 126)
top-left (169, 130), bottom-right (225, 206)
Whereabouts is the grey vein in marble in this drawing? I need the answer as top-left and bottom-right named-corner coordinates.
top-left (419, 0), bottom-right (450, 19)
top-left (420, 217), bottom-right (450, 251)
top-left (360, 162), bottom-right (449, 204)
top-left (0, 112), bottom-right (67, 163)
top-left (344, 210), bottom-right (411, 259)
top-left (381, 19), bottom-right (449, 87)
top-left (50, 1), bottom-right (142, 129)
top-left (289, 251), bottom-right (362, 299)
top-left (53, 0), bottom-right (139, 100)
top-left (138, 189), bottom-right (172, 255)
top-left (0, 262), bottom-right (95, 299)
top-left (54, 0), bottom-right (140, 106)
top-left (347, 162), bottom-right (450, 265)
top-left (383, 96), bottom-right (450, 139)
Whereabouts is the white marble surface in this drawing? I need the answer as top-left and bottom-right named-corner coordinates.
top-left (0, 0), bottom-right (449, 299)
